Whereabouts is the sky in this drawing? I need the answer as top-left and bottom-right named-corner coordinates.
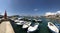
top-left (0, 0), bottom-right (60, 16)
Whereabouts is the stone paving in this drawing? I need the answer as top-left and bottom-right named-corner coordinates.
top-left (0, 21), bottom-right (15, 33)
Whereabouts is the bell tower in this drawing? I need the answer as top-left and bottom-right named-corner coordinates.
top-left (0, 10), bottom-right (15, 33)
top-left (3, 10), bottom-right (7, 19)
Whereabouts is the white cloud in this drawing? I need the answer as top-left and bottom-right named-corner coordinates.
top-left (56, 11), bottom-right (60, 14)
top-left (34, 9), bottom-right (38, 11)
top-left (45, 11), bottom-right (60, 16)
top-left (45, 12), bottom-right (55, 16)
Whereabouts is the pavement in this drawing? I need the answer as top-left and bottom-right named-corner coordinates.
top-left (0, 21), bottom-right (15, 33)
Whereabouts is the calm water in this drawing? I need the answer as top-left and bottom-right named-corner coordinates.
top-left (10, 17), bottom-right (58, 33)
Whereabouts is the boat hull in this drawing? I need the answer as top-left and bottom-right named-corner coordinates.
top-left (27, 25), bottom-right (39, 33)
top-left (47, 22), bottom-right (59, 33)
top-left (48, 27), bottom-right (57, 33)
top-left (27, 29), bottom-right (39, 33)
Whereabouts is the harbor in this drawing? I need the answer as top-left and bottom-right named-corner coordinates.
top-left (3, 17), bottom-right (60, 33)
top-left (11, 17), bottom-right (60, 33)
top-left (0, 11), bottom-right (60, 33)
top-left (1, 0), bottom-right (60, 33)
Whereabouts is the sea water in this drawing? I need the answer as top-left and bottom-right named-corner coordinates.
top-left (10, 17), bottom-right (58, 33)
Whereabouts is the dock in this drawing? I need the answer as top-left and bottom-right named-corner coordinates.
top-left (0, 21), bottom-right (15, 33)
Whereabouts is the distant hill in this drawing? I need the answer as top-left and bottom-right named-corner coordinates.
top-left (0, 15), bottom-right (3, 18)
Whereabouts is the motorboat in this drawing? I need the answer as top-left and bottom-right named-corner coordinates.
top-left (22, 22), bottom-right (31, 29)
top-left (28, 19), bottom-right (32, 21)
top-left (9, 18), bottom-right (13, 20)
top-left (47, 22), bottom-right (59, 33)
top-left (18, 17), bottom-right (23, 20)
top-left (27, 23), bottom-right (39, 33)
top-left (55, 23), bottom-right (60, 30)
top-left (31, 19), bottom-right (37, 22)
top-left (18, 18), bottom-right (22, 20)
top-left (0, 18), bottom-right (2, 20)
top-left (37, 19), bottom-right (42, 23)
top-left (16, 20), bottom-right (25, 25)
top-left (14, 19), bottom-right (19, 22)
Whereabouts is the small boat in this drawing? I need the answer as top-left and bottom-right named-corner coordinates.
top-left (18, 18), bottom-right (23, 20)
top-left (32, 19), bottom-right (37, 22)
top-left (22, 22), bottom-right (31, 29)
top-left (16, 22), bottom-right (22, 25)
top-left (47, 22), bottom-right (59, 33)
top-left (16, 21), bottom-right (25, 25)
top-left (0, 18), bottom-right (2, 20)
top-left (14, 19), bottom-right (19, 22)
top-left (28, 19), bottom-right (32, 21)
top-left (9, 18), bottom-right (14, 20)
top-left (27, 23), bottom-right (39, 33)
top-left (55, 23), bottom-right (60, 30)
top-left (37, 19), bottom-right (42, 23)
top-left (18, 18), bottom-right (22, 20)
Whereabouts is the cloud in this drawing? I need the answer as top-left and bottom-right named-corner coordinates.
top-left (34, 9), bottom-right (38, 11)
top-left (45, 12), bottom-right (55, 16)
top-left (56, 11), bottom-right (60, 14)
top-left (45, 11), bottom-right (60, 16)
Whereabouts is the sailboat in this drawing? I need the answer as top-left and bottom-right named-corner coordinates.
top-left (27, 23), bottom-right (39, 33)
top-left (47, 22), bottom-right (59, 33)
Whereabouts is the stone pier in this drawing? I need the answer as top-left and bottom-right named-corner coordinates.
top-left (0, 21), bottom-right (15, 33)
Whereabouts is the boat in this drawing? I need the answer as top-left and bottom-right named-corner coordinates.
top-left (16, 20), bottom-right (25, 25)
top-left (18, 17), bottom-right (23, 20)
top-left (36, 19), bottom-right (42, 23)
top-left (31, 19), bottom-right (37, 22)
top-left (15, 21), bottom-right (25, 27)
top-left (47, 22), bottom-right (59, 33)
top-left (32, 19), bottom-right (42, 23)
top-left (27, 23), bottom-right (39, 33)
top-left (0, 18), bottom-right (2, 20)
top-left (55, 23), bottom-right (60, 30)
top-left (18, 18), bottom-right (22, 20)
top-left (28, 19), bottom-right (32, 21)
top-left (22, 22), bottom-right (31, 29)
top-left (9, 18), bottom-right (13, 20)
top-left (14, 19), bottom-right (19, 23)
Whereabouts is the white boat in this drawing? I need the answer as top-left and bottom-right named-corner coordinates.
top-left (18, 18), bottom-right (23, 20)
top-left (0, 18), bottom-right (2, 20)
top-left (37, 19), bottom-right (42, 23)
top-left (22, 22), bottom-right (31, 29)
top-left (27, 23), bottom-right (39, 33)
top-left (16, 22), bottom-right (23, 25)
top-left (16, 21), bottom-right (25, 25)
top-left (33, 19), bottom-right (37, 21)
top-left (55, 23), bottom-right (60, 30)
top-left (14, 19), bottom-right (19, 22)
top-left (28, 19), bottom-right (31, 21)
top-left (47, 22), bottom-right (59, 33)
top-left (9, 18), bottom-right (13, 20)
top-left (11, 19), bottom-right (14, 20)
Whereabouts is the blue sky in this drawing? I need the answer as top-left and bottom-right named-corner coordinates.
top-left (0, 0), bottom-right (60, 16)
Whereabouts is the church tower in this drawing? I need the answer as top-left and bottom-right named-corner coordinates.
top-left (0, 10), bottom-right (15, 33)
top-left (3, 10), bottom-right (7, 19)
